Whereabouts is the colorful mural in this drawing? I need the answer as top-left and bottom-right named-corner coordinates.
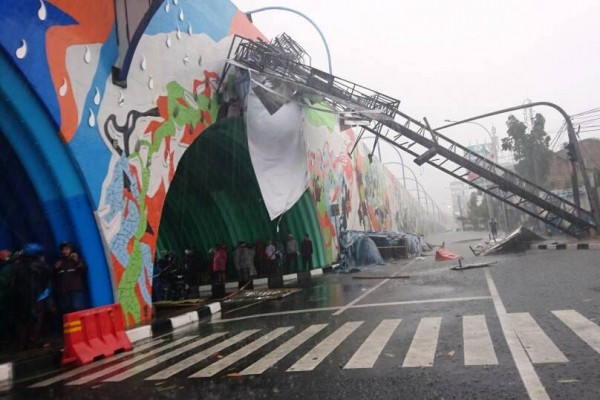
top-left (0, 0), bottom-right (439, 327)
top-left (304, 105), bottom-right (438, 264)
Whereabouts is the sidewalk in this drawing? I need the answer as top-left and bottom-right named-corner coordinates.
top-left (0, 264), bottom-right (337, 390)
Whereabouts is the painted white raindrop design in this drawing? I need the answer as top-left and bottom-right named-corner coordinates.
top-left (165, 2), bottom-right (170, 12)
top-left (16, 40), bottom-right (27, 59)
top-left (166, 35), bottom-right (171, 48)
top-left (140, 56), bottom-right (147, 71)
top-left (93, 87), bottom-right (101, 105)
top-left (84, 46), bottom-right (92, 64)
top-left (38, 0), bottom-right (47, 21)
top-left (88, 108), bottom-right (96, 127)
top-left (118, 91), bottom-right (125, 107)
top-left (148, 76), bottom-right (154, 90)
top-left (176, 26), bottom-right (181, 40)
top-left (179, 9), bottom-right (184, 21)
top-left (183, 54), bottom-right (189, 65)
top-left (173, 0), bottom-right (178, 4)
top-left (188, 23), bottom-right (193, 36)
top-left (59, 79), bottom-right (68, 96)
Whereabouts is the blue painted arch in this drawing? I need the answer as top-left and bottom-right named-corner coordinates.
top-left (0, 51), bottom-right (114, 307)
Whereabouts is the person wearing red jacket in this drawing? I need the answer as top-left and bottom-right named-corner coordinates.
top-left (212, 245), bottom-right (228, 283)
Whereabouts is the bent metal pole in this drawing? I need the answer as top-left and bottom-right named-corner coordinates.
top-left (435, 101), bottom-right (600, 234)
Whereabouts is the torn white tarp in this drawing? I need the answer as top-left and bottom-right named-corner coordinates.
top-left (245, 86), bottom-right (309, 220)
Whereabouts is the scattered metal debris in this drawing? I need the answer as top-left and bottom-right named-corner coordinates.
top-left (351, 275), bottom-right (410, 280)
top-left (480, 226), bottom-right (545, 256)
top-left (222, 288), bottom-right (301, 304)
top-left (451, 260), bottom-right (498, 271)
top-left (153, 298), bottom-right (206, 309)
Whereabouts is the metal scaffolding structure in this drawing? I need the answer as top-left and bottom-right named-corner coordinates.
top-left (224, 35), bottom-right (597, 238)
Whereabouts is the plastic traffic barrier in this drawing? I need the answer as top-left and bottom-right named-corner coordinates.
top-left (61, 303), bottom-right (133, 366)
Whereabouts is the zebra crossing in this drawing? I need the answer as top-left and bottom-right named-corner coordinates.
top-left (26, 309), bottom-right (600, 388)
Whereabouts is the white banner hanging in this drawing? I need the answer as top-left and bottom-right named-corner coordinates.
top-left (245, 86), bottom-right (309, 220)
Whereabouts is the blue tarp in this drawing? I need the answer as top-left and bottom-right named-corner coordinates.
top-left (338, 230), bottom-right (430, 270)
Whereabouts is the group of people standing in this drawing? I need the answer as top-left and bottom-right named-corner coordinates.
top-left (209, 233), bottom-right (314, 283)
top-left (0, 242), bottom-right (87, 351)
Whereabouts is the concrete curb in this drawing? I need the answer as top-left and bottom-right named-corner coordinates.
top-left (536, 243), bottom-right (600, 250)
top-left (0, 301), bottom-right (222, 391)
top-left (1, 265), bottom-right (341, 389)
top-left (198, 265), bottom-right (338, 294)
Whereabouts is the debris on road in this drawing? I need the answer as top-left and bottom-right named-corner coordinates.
top-left (351, 275), bottom-right (411, 280)
top-left (480, 226), bottom-right (545, 256)
top-left (222, 288), bottom-right (301, 304)
top-left (435, 248), bottom-right (462, 261)
top-left (450, 260), bottom-right (498, 271)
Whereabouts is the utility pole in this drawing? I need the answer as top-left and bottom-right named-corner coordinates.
top-left (457, 195), bottom-right (465, 231)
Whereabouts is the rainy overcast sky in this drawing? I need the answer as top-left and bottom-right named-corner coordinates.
top-left (233, 0), bottom-right (600, 210)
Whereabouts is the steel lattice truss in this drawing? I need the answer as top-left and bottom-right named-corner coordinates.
top-left (224, 35), bottom-right (595, 237)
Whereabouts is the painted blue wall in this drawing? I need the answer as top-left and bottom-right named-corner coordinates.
top-left (0, 52), bottom-right (114, 306)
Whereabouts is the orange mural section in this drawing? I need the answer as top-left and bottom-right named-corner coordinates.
top-left (228, 10), bottom-right (268, 41)
top-left (46, 0), bottom-right (114, 142)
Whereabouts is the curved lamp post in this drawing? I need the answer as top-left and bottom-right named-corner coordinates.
top-left (245, 6), bottom-right (333, 75)
top-left (443, 119), bottom-right (498, 162)
top-left (360, 137), bottom-right (443, 218)
top-left (436, 101), bottom-right (600, 231)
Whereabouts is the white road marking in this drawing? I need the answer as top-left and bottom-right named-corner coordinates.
top-left (212, 296), bottom-right (490, 325)
top-left (402, 317), bottom-right (441, 367)
top-left (553, 309), bottom-right (600, 354)
top-left (508, 313), bottom-right (568, 364)
top-left (485, 270), bottom-right (550, 400)
top-left (190, 327), bottom-right (293, 377)
top-left (144, 330), bottom-right (259, 380)
top-left (67, 336), bottom-right (199, 385)
top-left (349, 297), bottom-right (491, 310)
top-left (103, 332), bottom-right (230, 382)
top-left (29, 339), bottom-right (166, 388)
top-left (463, 315), bottom-right (498, 366)
top-left (332, 261), bottom-right (415, 316)
top-left (240, 324), bottom-right (328, 375)
top-left (345, 319), bottom-right (401, 369)
top-left (287, 321), bottom-right (363, 372)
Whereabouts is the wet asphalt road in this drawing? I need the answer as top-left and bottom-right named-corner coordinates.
top-left (6, 231), bottom-right (600, 400)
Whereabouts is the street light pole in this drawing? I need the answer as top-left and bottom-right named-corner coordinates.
top-left (362, 137), bottom-right (407, 189)
top-left (437, 101), bottom-right (600, 234)
top-left (444, 119), bottom-right (502, 228)
top-left (245, 6), bottom-right (333, 76)
top-left (363, 137), bottom-right (443, 221)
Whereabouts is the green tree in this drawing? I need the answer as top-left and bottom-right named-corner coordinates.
top-left (501, 113), bottom-right (553, 186)
top-left (465, 192), bottom-right (488, 229)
